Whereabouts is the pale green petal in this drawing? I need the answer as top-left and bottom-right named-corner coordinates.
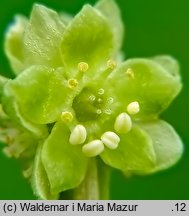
top-left (41, 121), bottom-right (88, 194)
top-left (107, 57), bottom-right (182, 120)
top-left (2, 80), bottom-right (48, 138)
top-left (139, 120), bottom-right (183, 173)
top-left (32, 144), bottom-right (59, 200)
top-left (152, 55), bottom-right (180, 77)
top-left (3, 66), bottom-right (69, 124)
top-left (23, 4), bottom-right (65, 68)
top-left (100, 126), bottom-right (156, 173)
top-left (4, 15), bottom-right (28, 74)
top-left (61, 5), bottom-right (114, 76)
top-left (0, 75), bottom-right (8, 102)
top-left (59, 12), bottom-right (73, 25)
top-left (3, 131), bottom-right (37, 159)
top-left (95, 0), bottom-right (124, 52)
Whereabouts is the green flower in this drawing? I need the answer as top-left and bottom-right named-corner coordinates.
top-left (0, 0), bottom-right (183, 199)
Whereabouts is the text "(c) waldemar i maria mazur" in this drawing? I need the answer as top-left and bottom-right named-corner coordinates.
top-left (19, 202), bottom-right (139, 212)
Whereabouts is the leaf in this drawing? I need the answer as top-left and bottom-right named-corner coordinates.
top-left (61, 5), bottom-right (114, 77)
top-left (138, 120), bottom-right (183, 173)
top-left (41, 121), bottom-right (88, 194)
top-left (3, 65), bottom-right (69, 124)
top-left (4, 15), bottom-right (28, 74)
top-left (23, 4), bottom-right (65, 68)
top-left (32, 144), bottom-right (59, 200)
top-left (107, 57), bottom-right (182, 120)
top-left (95, 0), bottom-right (124, 52)
top-left (100, 126), bottom-right (156, 173)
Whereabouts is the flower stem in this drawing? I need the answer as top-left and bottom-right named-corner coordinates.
top-left (97, 158), bottom-right (110, 200)
top-left (73, 158), bottom-right (110, 200)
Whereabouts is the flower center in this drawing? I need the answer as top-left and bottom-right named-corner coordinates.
top-left (72, 86), bottom-right (114, 122)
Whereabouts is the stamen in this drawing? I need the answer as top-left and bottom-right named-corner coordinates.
top-left (104, 109), bottom-right (112, 115)
top-left (127, 101), bottom-right (140, 115)
top-left (78, 62), bottom-right (89, 72)
top-left (101, 131), bottom-right (120, 149)
top-left (126, 68), bottom-right (134, 78)
top-left (69, 124), bottom-right (87, 145)
top-left (96, 109), bottom-right (102, 115)
top-left (107, 97), bottom-right (114, 104)
top-left (98, 88), bottom-right (105, 95)
top-left (114, 112), bottom-right (132, 133)
top-left (107, 59), bottom-right (117, 70)
top-left (61, 111), bottom-right (73, 123)
top-left (82, 140), bottom-right (104, 157)
top-left (68, 79), bottom-right (78, 89)
top-left (89, 95), bottom-right (96, 102)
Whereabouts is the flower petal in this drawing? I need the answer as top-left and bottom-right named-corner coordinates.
top-left (59, 12), bottom-right (73, 26)
top-left (152, 55), bottom-right (180, 77)
top-left (23, 4), bottom-right (65, 68)
top-left (95, 0), bottom-right (124, 52)
top-left (0, 75), bottom-right (8, 102)
top-left (2, 88), bottom-right (48, 138)
top-left (32, 144), bottom-right (59, 200)
top-left (4, 15), bottom-right (28, 74)
top-left (60, 5), bottom-right (114, 76)
top-left (138, 120), bottom-right (183, 173)
top-left (41, 121), bottom-right (88, 194)
top-left (3, 66), bottom-right (69, 124)
top-left (100, 126), bottom-right (156, 173)
top-left (107, 56), bottom-right (182, 120)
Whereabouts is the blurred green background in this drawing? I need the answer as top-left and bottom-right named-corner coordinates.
top-left (0, 0), bottom-right (189, 199)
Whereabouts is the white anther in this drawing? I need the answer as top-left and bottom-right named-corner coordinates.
top-left (89, 95), bottom-right (96, 102)
top-left (114, 112), bottom-right (132, 133)
top-left (98, 88), bottom-right (105, 95)
top-left (68, 79), bottom-right (78, 89)
top-left (61, 111), bottom-right (73, 123)
top-left (96, 109), bottom-right (102, 114)
top-left (82, 140), bottom-right (104, 157)
top-left (101, 131), bottom-right (120, 150)
top-left (127, 101), bottom-right (140, 115)
top-left (69, 124), bottom-right (87, 145)
top-left (104, 109), bottom-right (112, 115)
top-left (107, 59), bottom-right (117, 70)
top-left (78, 62), bottom-right (89, 72)
top-left (107, 97), bottom-right (114, 104)
top-left (126, 68), bottom-right (134, 78)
